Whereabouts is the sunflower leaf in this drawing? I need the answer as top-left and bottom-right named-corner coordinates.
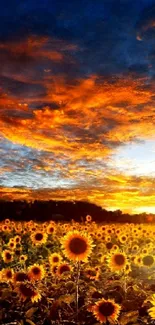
top-left (119, 311), bottom-right (139, 325)
top-left (58, 294), bottom-right (75, 305)
top-left (25, 320), bottom-right (36, 325)
top-left (25, 307), bottom-right (38, 319)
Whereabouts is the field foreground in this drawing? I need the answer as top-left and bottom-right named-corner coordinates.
top-left (0, 217), bottom-right (155, 325)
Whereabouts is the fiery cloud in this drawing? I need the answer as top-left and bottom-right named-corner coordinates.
top-left (0, 0), bottom-right (155, 213)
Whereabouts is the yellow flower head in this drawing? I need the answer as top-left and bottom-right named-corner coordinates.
top-left (91, 298), bottom-right (121, 323)
top-left (46, 224), bottom-right (56, 235)
top-left (14, 271), bottom-right (29, 283)
top-left (1, 268), bottom-right (14, 282)
top-left (56, 263), bottom-right (72, 278)
top-left (148, 294), bottom-right (155, 319)
top-left (28, 264), bottom-right (45, 281)
top-left (108, 252), bottom-right (127, 272)
top-left (61, 230), bottom-right (94, 262)
top-left (148, 306), bottom-right (155, 319)
top-left (84, 267), bottom-right (100, 280)
top-left (14, 235), bottom-right (21, 244)
top-left (19, 255), bottom-right (28, 263)
top-left (142, 254), bottom-right (154, 268)
top-left (17, 282), bottom-right (41, 303)
top-left (150, 294), bottom-right (155, 306)
top-left (8, 240), bottom-right (16, 250)
top-left (2, 250), bottom-right (13, 263)
top-left (49, 253), bottom-right (62, 265)
top-left (31, 231), bottom-right (47, 246)
top-left (86, 215), bottom-right (92, 222)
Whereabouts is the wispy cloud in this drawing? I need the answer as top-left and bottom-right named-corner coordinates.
top-left (0, 0), bottom-right (155, 212)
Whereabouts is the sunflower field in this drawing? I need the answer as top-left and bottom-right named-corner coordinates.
top-left (0, 216), bottom-right (155, 325)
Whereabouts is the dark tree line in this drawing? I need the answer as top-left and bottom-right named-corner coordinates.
top-left (0, 200), bottom-right (154, 223)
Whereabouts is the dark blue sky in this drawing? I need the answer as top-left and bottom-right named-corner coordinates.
top-left (0, 0), bottom-right (155, 77)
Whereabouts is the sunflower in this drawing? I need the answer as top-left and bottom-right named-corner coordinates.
top-left (64, 223), bottom-right (70, 231)
top-left (49, 221), bottom-right (56, 227)
top-left (56, 263), bottom-right (72, 277)
top-left (115, 229), bottom-right (121, 235)
top-left (96, 232), bottom-right (102, 239)
top-left (19, 255), bottom-right (28, 263)
top-left (61, 231), bottom-right (94, 262)
top-left (1, 268), bottom-right (14, 282)
top-left (134, 255), bottom-right (142, 266)
top-left (30, 231), bottom-right (47, 246)
top-left (124, 262), bottom-right (132, 274)
top-left (1, 224), bottom-right (11, 232)
top-left (108, 252), bottom-right (127, 272)
top-left (14, 223), bottom-right (22, 233)
top-left (101, 226), bottom-right (106, 232)
top-left (98, 252), bottom-right (103, 258)
top-left (142, 254), bottom-right (154, 267)
top-left (84, 267), bottom-right (100, 280)
top-left (89, 232), bottom-right (95, 238)
top-left (91, 298), bottom-right (121, 324)
top-left (86, 215), bottom-right (92, 222)
top-left (14, 271), bottom-right (29, 283)
top-left (50, 265), bottom-right (58, 275)
top-left (46, 224), bottom-right (56, 235)
top-left (29, 226), bottom-right (37, 233)
top-left (17, 282), bottom-right (41, 303)
top-left (11, 221), bottom-right (15, 228)
top-left (14, 235), bottom-right (21, 244)
top-left (105, 235), bottom-right (111, 243)
top-left (8, 240), bottom-right (16, 250)
top-left (101, 255), bottom-right (107, 264)
top-left (9, 238), bottom-right (14, 243)
top-left (105, 227), bottom-right (113, 235)
top-left (28, 264), bottom-right (45, 281)
top-left (16, 243), bottom-right (22, 249)
top-left (4, 218), bottom-right (11, 225)
top-left (132, 245), bottom-right (139, 253)
top-left (148, 294), bottom-right (155, 319)
top-left (106, 242), bottom-right (113, 250)
top-left (14, 249), bottom-right (21, 257)
top-left (119, 235), bottom-right (127, 244)
top-left (141, 248), bottom-right (149, 254)
top-left (148, 306), bottom-right (155, 319)
top-left (49, 253), bottom-right (62, 265)
top-left (150, 294), bottom-right (155, 306)
top-left (43, 222), bottom-right (48, 229)
top-left (111, 245), bottom-right (119, 252)
top-left (2, 249), bottom-right (13, 263)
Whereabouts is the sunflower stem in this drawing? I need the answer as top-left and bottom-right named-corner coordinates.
top-left (123, 273), bottom-right (127, 298)
top-left (75, 260), bottom-right (80, 323)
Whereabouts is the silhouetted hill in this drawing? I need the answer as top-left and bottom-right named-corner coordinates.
top-left (0, 200), bottom-right (154, 223)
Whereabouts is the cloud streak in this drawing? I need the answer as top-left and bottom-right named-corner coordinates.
top-left (0, 0), bottom-right (155, 213)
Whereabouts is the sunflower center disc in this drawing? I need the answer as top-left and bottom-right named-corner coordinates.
top-left (69, 237), bottom-right (87, 255)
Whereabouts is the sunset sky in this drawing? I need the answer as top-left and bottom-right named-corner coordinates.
top-left (0, 0), bottom-right (155, 214)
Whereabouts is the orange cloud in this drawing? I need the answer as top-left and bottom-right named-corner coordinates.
top-left (0, 75), bottom-right (154, 158)
top-left (0, 36), bottom-right (155, 213)
top-left (0, 35), bottom-right (65, 62)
